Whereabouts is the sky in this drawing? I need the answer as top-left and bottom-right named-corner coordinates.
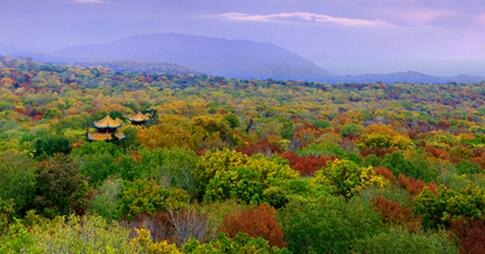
top-left (1, 0), bottom-right (485, 75)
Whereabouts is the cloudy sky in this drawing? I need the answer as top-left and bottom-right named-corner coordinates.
top-left (1, 0), bottom-right (485, 75)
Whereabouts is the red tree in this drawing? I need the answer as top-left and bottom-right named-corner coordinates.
top-left (236, 138), bottom-right (283, 156)
top-left (374, 167), bottom-right (394, 181)
top-left (281, 151), bottom-right (333, 176)
top-left (398, 174), bottom-right (437, 197)
top-left (372, 197), bottom-right (421, 232)
top-left (450, 219), bottom-right (485, 254)
top-left (221, 204), bottom-right (287, 248)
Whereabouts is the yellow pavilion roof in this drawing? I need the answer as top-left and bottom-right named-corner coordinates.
top-left (129, 112), bottom-right (151, 122)
top-left (87, 132), bottom-right (113, 141)
top-left (93, 115), bottom-right (123, 129)
top-left (87, 131), bottom-right (126, 142)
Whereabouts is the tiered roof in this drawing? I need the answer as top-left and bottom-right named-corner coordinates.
top-left (93, 115), bottom-right (123, 129)
top-left (129, 112), bottom-right (151, 123)
top-left (87, 132), bottom-right (113, 142)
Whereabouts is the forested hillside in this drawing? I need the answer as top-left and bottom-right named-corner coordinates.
top-left (0, 56), bottom-right (483, 253)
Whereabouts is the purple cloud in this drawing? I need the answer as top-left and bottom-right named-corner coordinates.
top-left (381, 8), bottom-right (456, 25)
top-left (478, 13), bottom-right (485, 25)
top-left (220, 12), bottom-right (394, 27)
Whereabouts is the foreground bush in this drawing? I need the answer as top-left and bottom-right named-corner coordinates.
top-left (413, 186), bottom-right (485, 229)
top-left (278, 195), bottom-right (382, 253)
top-left (450, 219), bottom-right (485, 254)
top-left (182, 233), bottom-right (289, 254)
top-left (0, 151), bottom-right (36, 213)
top-left (353, 227), bottom-right (458, 254)
top-left (196, 149), bottom-right (297, 203)
top-left (0, 215), bottom-right (132, 253)
top-left (120, 179), bottom-right (189, 220)
top-left (222, 204), bottom-right (286, 248)
top-left (313, 159), bottom-right (387, 198)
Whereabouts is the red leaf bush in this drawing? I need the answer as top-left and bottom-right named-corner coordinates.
top-left (281, 151), bottom-right (333, 176)
top-left (221, 204), bottom-right (287, 248)
top-left (398, 174), bottom-right (437, 197)
top-left (372, 196), bottom-right (421, 232)
top-left (450, 219), bottom-right (485, 254)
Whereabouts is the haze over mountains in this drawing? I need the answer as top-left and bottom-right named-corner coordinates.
top-left (6, 33), bottom-right (484, 83)
top-left (51, 33), bottom-right (333, 82)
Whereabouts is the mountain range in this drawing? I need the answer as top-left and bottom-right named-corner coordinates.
top-left (4, 33), bottom-right (484, 83)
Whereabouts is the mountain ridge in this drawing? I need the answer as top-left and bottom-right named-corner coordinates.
top-left (13, 33), bottom-right (485, 83)
top-left (51, 33), bottom-right (335, 81)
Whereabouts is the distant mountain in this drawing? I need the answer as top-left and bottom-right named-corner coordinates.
top-left (51, 33), bottom-right (335, 81)
top-left (0, 44), bottom-right (20, 55)
top-left (24, 33), bottom-right (484, 83)
top-left (337, 71), bottom-right (485, 84)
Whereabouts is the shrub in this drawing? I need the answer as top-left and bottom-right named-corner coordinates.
top-left (120, 179), bottom-right (189, 220)
top-left (374, 167), bottom-right (394, 181)
top-left (353, 227), bottom-right (458, 254)
top-left (313, 159), bottom-right (387, 198)
top-left (281, 151), bottom-right (333, 176)
top-left (32, 135), bottom-right (71, 159)
top-left (196, 149), bottom-right (297, 203)
top-left (223, 113), bottom-right (240, 129)
top-left (34, 154), bottom-right (88, 216)
top-left (398, 174), bottom-right (437, 197)
top-left (222, 204), bottom-right (286, 248)
top-left (454, 161), bottom-right (482, 175)
top-left (296, 143), bottom-right (345, 158)
top-left (182, 233), bottom-right (289, 254)
top-left (341, 123), bottom-right (363, 137)
top-left (117, 148), bottom-right (199, 197)
top-left (89, 177), bottom-right (123, 220)
top-left (72, 141), bottom-right (121, 157)
top-left (237, 138), bottom-right (283, 156)
top-left (0, 198), bottom-right (15, 231)
top-left (0, 151), bottom-right (36, 213)
top-left (278, 195), bottom-right (383, 254)
top-left (384, 152), bottom-right (437, 182)
top-left (450, 219), bottom-right (485, 254)
top-left (413, 186), bottom-right (485, 229)
top-left (201, 200), bottom-right (250, 240)
top-left (0, 215), bottom-right (133, 253)
top-left (372, 197), bottom-right (421, 232)
top-left (78, 153), bottom-right (117, 185)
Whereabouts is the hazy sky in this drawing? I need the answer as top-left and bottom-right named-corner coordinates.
top-left (1, 0), bottom-right (485, 75)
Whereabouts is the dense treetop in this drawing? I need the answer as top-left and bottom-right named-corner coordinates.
top-left (0, 56), bottom-right (483, 253)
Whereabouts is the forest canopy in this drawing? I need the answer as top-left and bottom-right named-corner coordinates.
top-left (0, 56), bottom-right (484, 253)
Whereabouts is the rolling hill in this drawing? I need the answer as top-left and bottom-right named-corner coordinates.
top-left (52, 33), bottom-right (335, 81)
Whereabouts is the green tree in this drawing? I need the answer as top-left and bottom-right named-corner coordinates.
top-left (78, 153), bottom-right (117, 185)
top-left (313, 159), bottom-right (387, 198)
top-left (89, 177), bottom-right (123, 220)
top-left (183, 233), bottom-right (289, 254)
top-left (0, 151), bottom-right (36, 213)
top-left (196, 149), bottom-right (297, 203)
top-left (341, 123), bottom-right (363, 137)
top-left (353, 227), bottom-right (458, 254)
top-left (120, 179), bottom-right (189, 220)
top-left (278, 195), bottom-right (383, 254)
top-left (413, 186), bottom-right (485, 229)
top-left (32, 135), bottom-right (71, 159)
top-left (34, 154), bottom-right (88, 217)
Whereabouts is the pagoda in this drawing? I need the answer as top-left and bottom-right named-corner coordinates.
top-left (128, 112), bottom-right (151, 126)
top-left (86, 115), bottom-right (125, 142)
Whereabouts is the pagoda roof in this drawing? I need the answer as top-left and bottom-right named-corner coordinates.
top-left (129, 112), bottom-right (151, 123)
top-left (87, 131), bottom-right (125, 142)
top-left (93, 115), bottom-right (123, 129)
top-left (87, 132), bottom-right (113, 142)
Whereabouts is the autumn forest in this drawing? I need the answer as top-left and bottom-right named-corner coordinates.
top-left (0, 56), bottom-right (484, 253)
